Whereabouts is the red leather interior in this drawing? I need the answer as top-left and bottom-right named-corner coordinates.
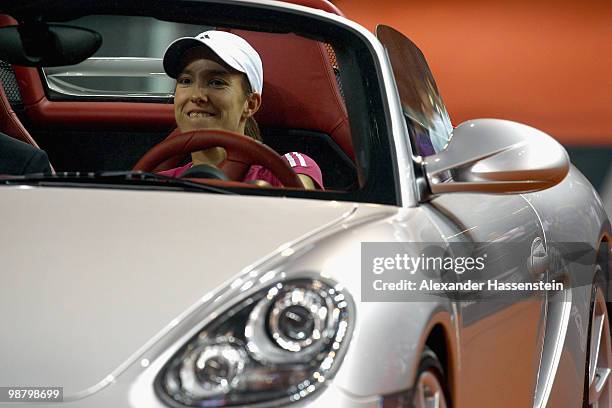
top-left (23, 98), bottom-right (174, 131)
top-left (0, 16), bottom-right (57, 171)
top-left (10, 62), bottom-right (175, 130)
top-left (234, 30), bottom-right (354, 160)
top-left (0, 15), bottom-right (40, 147)
top-left (0, 79), bottom-right (41, 148)
top-left (1, 14), bottom-right (175, 131)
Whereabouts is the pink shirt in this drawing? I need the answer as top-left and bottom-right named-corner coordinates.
top-left (158, 152), bottom-right (324, 189)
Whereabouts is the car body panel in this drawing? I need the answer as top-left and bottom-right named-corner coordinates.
top-left (0, 0), bottom-right (610, 407)
top-left (525, 166), bottom-right (612, 408)
top-left (0, 186), bottom-right (359, 395)
top-left (427, 192), bottom-right (546, 406)
top-left (3, 167), bottom-right (604, 407)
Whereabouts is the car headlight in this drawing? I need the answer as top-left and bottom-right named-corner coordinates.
top-left (156, 279), bottom-right (352, 407)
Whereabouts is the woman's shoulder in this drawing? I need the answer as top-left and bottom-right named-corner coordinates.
top-left (282, 152), bottom-right (317, 166)
top-left (281, 152), bottom-right (323, 188)
top-left (242, 152), bottom-right (324, 189)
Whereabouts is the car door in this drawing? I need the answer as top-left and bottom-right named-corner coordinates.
top-left (377, 25), bottom-right (549, 407)
top-left (428, 193), bottom-right (548, 407)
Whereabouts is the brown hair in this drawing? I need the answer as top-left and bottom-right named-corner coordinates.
top-left (241, 76), bottom-right (262, 142)
top-left (244, 117), bottom-right (262, 142)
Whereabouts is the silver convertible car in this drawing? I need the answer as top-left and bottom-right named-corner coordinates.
top-left (0, 1), bottom-right (610, 407)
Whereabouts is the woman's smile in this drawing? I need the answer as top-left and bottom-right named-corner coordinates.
top-left (186, 110), bottom-right (215, 119)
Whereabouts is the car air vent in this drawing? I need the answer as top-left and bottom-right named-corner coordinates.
top-left (0, 60), bottom-right (22, 106)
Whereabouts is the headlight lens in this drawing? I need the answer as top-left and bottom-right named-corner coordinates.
top-left (157, 279), bottom-right (352, 407)
top-left (269, 288), bottom-right (326, 351)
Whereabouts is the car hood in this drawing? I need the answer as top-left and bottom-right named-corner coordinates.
top-left (0, 186), bottom-right (357, 396)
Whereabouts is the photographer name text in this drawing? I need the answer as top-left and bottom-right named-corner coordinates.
top-left (373, 279), bottom-right (564, 292)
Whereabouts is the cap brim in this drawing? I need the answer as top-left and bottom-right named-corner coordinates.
top-left (163, 37), bottom-right (210, 78)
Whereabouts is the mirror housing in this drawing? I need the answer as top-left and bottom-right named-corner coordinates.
top-left (0, 23), bottom-right (101, 67)
top-left (423, 119), bottom-right (569, 194)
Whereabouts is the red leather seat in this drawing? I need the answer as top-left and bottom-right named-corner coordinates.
top-left (0, 14), bottom-right (55, 172)
top-left (0, 15), bottom-right (39, 148)
top-left (158, 30), bottom-right (352, 181)
top-left (0, 78), bottom-right (41, 149)
top-left (234, 30), bottom-right (353, 161)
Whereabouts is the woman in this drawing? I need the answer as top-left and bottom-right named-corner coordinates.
top-left (158, 30), bottom-right (323, 189)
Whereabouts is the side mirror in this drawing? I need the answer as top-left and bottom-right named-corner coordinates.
top-left (423, 119), bottom-right (570, 194)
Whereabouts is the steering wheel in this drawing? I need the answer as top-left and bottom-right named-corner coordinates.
top-left (133, 130), bottom-right (303, 188)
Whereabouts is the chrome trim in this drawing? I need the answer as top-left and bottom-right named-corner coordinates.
top-left (44, 57), bottom-right (166, 77)
top-left (43, 57), bottom-right (174, 99)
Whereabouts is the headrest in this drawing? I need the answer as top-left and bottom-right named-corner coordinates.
top-left (230, 30), bottom-right (353, 160)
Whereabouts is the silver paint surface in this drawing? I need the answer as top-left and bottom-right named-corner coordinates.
top-left (0, 0), bottom-right (610, 407)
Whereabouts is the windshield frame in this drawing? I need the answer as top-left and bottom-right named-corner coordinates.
top-left (1, 0), bottom-right (411, 206)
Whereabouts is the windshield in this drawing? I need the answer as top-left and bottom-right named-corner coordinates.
top-left (0, 1), bottom-right (399, 205)
top-left (376, 25), bottom-right (453, 157)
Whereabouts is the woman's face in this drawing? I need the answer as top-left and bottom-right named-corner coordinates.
top-left (174, 47), bottom-right (260, 134)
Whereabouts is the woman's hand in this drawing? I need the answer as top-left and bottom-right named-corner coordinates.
top-left (297, 174), bottom-right (316, 190)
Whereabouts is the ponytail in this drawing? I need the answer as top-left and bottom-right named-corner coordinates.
top-left (241, 75), bottom-right (263, 142)
top-left (245, 116), bottom-right (262, 142)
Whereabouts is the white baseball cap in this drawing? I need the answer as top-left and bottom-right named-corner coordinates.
top-left (163, 30), bottom-right (263, 94)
